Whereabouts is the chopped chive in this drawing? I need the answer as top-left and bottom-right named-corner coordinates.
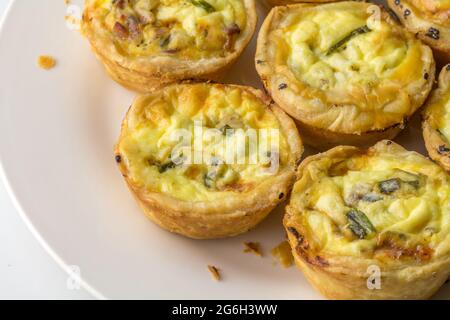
top-left (326, 25), bottom-right (371, 56)
top-left (347, 209), bottom-right (376, 239)
top-left (190, 0), bottom-right (215, 13)
top-left (220, 124), bottom-right (234, 136)
top-left (361, 193), bottom-right (383, 203)
top-left (158, 161), bottom-right (177, 173)
top-left (160, 35), bottom-right (171, 48)
top-left (203, 173), bottom-right (215, 188)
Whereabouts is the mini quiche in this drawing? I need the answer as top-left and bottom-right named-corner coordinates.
top-left (82, 0), bottom-right (257, 92)
top-left (256, 2), bottom-right (435, 150)
top-left (388, 0), bottom-right (450, 66)
top-left (423, 64), bottom-right (450, 171)
top-left (115, 82), bottom-right (303, 239)
top-left (285, 140), bottom-right (450, 300)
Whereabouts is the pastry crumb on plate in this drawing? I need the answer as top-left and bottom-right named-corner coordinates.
top-left (37, 55), bottom-right (56, 70)
top-left (207, 265), bottom-right (221, 281)
top-left (243, 242), bottom-right (262, 257)
top-left (271, 241), bottom-right (293, 268)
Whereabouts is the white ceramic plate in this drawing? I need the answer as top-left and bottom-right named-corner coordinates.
top-left (0, 0), bottom-right (449, 299)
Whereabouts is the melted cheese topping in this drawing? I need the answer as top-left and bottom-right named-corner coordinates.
top-left (117, 83), bottom-right (290, 201)
top-left (264, 2), bottom-right (432, 132)
top-left (89, 0), bottom-right (247, 60)
top-left (290, 145), bottom-right (450, 261)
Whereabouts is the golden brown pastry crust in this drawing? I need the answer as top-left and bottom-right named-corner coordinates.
top-left (423, 64), bottom-right (450, 171)
top-left (82, 0), bottom-right (257, 93)
top-left (267, 0), bottom-right (335, 5)
top-left (115, 82), bottom-right (303, 239)
top-left (256, 2), bottom-right (435, 150)
top-left (284, 140), bottom-right (450, 299)
top-left (388, 0), bottom-right (450, 66)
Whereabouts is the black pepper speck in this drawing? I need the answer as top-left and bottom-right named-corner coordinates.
top-left (438, 145), bottom-right (450, 154)
top-left (426, 27), bottom-right (440, 40)
top-left (287, 227), bottom-right (301, 240)
top-left (115, 155), bottom-right (122, 163)
top-left (278, 83), bottom-right (288, 90)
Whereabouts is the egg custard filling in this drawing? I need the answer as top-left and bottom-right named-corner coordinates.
top-left (87, 0), bottom-right (248, 60)
top-left (287, 142), bottom-right (450, 262)
top-left (285, 13), bottom-right (407, 92)
top-left (256, 2), bottom-right (434, 134)
top-left (116, 83), bottom-right (293, 202)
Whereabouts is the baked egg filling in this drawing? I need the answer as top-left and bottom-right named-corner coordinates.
top-left (117, 83), bottom-right (290, 202)
top-left (285, 9), bottom-right (407, 91)
top-left (90, 0), bottom-right (247, 59)
top-left (290, 146), bottom-right (450, 261)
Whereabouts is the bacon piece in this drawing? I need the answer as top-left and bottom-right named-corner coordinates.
top-left (113, 22), bottom-right (128, 39)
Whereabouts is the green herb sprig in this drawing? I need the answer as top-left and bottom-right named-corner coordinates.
top-left (326, 25), bottom-right (371, 56)
top-left (190, 0), bottom-right (215, 13)
top-left (347, 209), bottom-right (376, 239)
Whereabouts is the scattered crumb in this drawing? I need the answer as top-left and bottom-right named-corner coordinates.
top-left (243, 242), bottom-right (262, 257)
top-left (37, 55), bottom-right (56, 70)
top-left (208, 265), bottom-right (221, 281)
top-left (64, 0), bottom-right (71, 5)
top-left (271, 241), bottom-right (294, 268)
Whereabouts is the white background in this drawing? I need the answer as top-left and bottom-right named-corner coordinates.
top-left (0, 0), bottom-right (92, 299)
